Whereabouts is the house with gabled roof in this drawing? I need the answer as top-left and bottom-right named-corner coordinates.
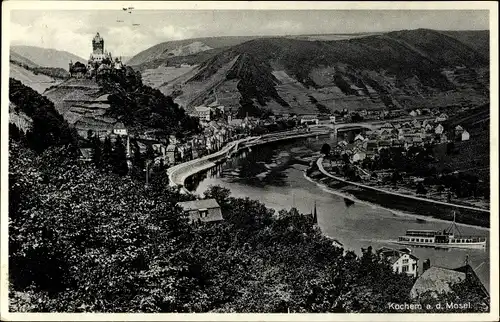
top-left (378, 140), bottom-right (391, 151)
top-left (354, 134), bottom-right (366, 142)
top-left (113, 122), bottom-right (127, 136)
top-left (412, 119), bottom-right (422, 129)
top-left (378, 128), bottom-right (392, 139)
top-left (410, 260), bottom-right (489, 300)
top-left (391, 139), bottom-right (404, 148)
top-left (435, 124), bottom-right (444, 135)
top-left (177, 199), bottom-right (223, 224)
top-left (380, 122), bottom-right (394, 129)
top-left (401, 121), bottom-right (412, 129)
top-left (461, 130), bottom-right (470, 141)
top-left (352, 148), bottom-right (367, 163)
top-left (378, 247), bottom-right (419, 278)
top-left (435, 113), bottom-right (449, 122)
top-left (337, 140), bottom-right (349, 148)
top-left (79, 148), bottom-right (93, 162)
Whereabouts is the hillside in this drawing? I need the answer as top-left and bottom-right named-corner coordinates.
top-left (139, 29), bottom-right (489, 115)
top-left (9, 78), bottom-right (78, 152)
top-left (10, 50), bottom-right (38, 68)
top-left (128, 33), bottom-right (388, 69)
top-left (440, 30), bottom-right (489, 59)
top-left (10, 50), bottom-right (70, 93)
top-left (42, 67), bottom-right (200, 138)
top-left (9, 63), bottom-right (63, 94)
top-left (11, 45), bottom-right (86, 70)
top-left (127, 36), bottom-right (265, 66)
top-left (42, 77), bottom-right (113, 138)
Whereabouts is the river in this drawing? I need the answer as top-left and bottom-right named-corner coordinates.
top-left (186, 135), bottom-right (490, 291)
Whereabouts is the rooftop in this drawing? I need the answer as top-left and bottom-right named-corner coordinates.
top-left (410, 266), bottom-right (465, 298)
top-left (177, 198), bottom-right (221, 211)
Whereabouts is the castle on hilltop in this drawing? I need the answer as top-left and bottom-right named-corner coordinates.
top-left (69, 32), bottom-right (125, 79)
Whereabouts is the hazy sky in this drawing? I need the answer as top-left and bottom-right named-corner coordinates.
top-left (10, 9), bottom-right (489, 58)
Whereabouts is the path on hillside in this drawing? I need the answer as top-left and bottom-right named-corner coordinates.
top-left (316, 157), bottom-right (489, 213)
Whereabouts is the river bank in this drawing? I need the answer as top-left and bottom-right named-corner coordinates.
top-left (168, 129), bottom-right (329, 190)
top-left (306, 157), bottom-right (489, 228)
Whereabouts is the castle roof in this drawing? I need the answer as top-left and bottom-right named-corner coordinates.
top-left (93, 32), bottom-right (103, 42)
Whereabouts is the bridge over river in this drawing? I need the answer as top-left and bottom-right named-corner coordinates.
top-left (166, 129), bottom-right (330, 192)
top-left (309, 115), bottom-right (435, 135)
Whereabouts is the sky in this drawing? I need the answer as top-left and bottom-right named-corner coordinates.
top-left (9, 9), bottom-right (489, 59)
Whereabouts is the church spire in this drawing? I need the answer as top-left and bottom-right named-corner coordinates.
top-left (312, 201), bottom-right (318, 225)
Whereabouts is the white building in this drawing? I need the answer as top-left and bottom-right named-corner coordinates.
top-left (435, 124), bottom-right (444, 135)
top-left (461, 130), bottom-right (470, 141)
top-left (191, 106), bottom-right (211, 122)
top-left (412, 120), bottom-right (422, 129)
top-left (454, 125), bottom-right (465, 138)
top-left (352, 150), bottom-right (367, 162)
top-left (435, 113), bottom-right (449, 122)
top-left (300, 115), bottom-right (319, 125)
top-left (354, 134), bottom-right (366, 142)
top-left (112, 122), bottom-right (127, 136)
top-left (378, 247), bottom-right (419, 278)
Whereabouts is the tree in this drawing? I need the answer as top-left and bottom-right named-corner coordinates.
top-left (416, 182), bottom-right (427, 195)
top-left (321, 143), bottom-right (331, 156)
top-left (351, 113), bottom-right (363, 123)
top-left (145, 144), bottom-right (156, 161)
top-left (91, 136), bottom-right (102, 167)
top-left (391, 171), bottom-right (402, 184)
top-left (9, 140), bottom-right (488, 313)
top-left (111, 136), bottom-right (128, 176)
top-left (132, 142), bottom-right (145, 170)
top-left (446, 142), bottom-right (455, 155)
top-left (101, 136), bottom-right (113, 171)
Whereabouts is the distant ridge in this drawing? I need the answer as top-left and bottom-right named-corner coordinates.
top-left (134, 29), bottom-right (489, 116)
top-left (11, 45), bottom-right (86, 70)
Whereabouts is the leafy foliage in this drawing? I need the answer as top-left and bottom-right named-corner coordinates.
top-left (8, 141), bottom-right (489, 313)
top-left (321, 143), bottom-right (331, 156)
top-left (97, 70), bottom-right (201, 136)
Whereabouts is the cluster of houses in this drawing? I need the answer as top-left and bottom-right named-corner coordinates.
top-left (188, 101), bottom-right (233, 123)
top-left (333, 113), bottom-right (470, 164)
top-left (377, 247), bottom-right (488, 300)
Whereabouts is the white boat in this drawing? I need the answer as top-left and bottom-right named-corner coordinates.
top-left (395, 211), bottom-right (487, 249)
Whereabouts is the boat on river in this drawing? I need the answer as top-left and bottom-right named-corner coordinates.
top-left (395, 211), bottom-right (487, 249)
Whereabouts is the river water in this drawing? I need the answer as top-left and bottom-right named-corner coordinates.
top-left (187, 135), bottom-right (490, 291)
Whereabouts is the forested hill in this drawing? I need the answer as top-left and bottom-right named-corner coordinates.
top-left (98, 68), bottom-right (202, 136)
top-left (9, 78), bottom-right (78, 153)
top-left (137, 29), bottom-right (489, 115)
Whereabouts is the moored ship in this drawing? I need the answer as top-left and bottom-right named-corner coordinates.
top-left (395, 211), bottom-right (487, 249)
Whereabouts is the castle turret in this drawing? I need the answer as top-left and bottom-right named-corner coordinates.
top-left (92, 32), bottom-right (104, 54)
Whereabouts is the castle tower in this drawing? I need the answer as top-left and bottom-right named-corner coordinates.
top-left (92, 32), bottom-right (104, 55)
